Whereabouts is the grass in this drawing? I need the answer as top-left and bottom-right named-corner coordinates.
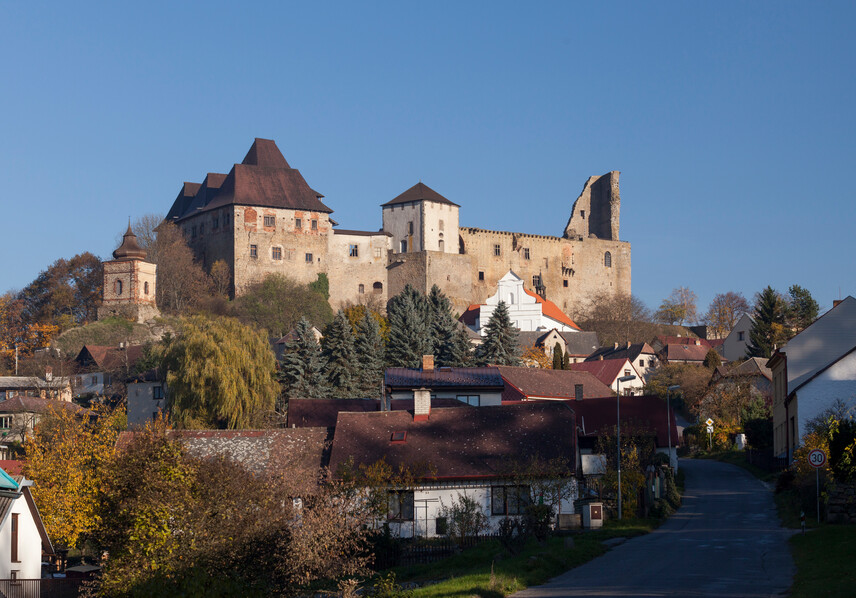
top-left (385, 519), bottom-right (658, 597)
top-left (789, 525), bottom-right (856, 597)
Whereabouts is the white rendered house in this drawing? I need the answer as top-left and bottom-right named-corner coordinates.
top-left (0, 468), bottom-right (54, 585)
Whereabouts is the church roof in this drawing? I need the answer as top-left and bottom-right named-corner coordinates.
top-left (521, 288), bottom-right (581, 330)
top-left (112, 224), bottom-right (147, 260)
top-left (382, 182), bottom-right (460, 208)
top-left (166, 138), bottom-right (332, 222)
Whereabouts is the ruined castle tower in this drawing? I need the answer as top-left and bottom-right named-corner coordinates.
top-left (563, 171), bottom-right (621, 241)
top-left (97, 224), bottom-right (160, 323)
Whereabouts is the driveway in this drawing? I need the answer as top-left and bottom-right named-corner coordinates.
top-left (512, 459), bottom-right (794, 597)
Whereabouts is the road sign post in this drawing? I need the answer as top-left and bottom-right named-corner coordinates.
top-left (705, 419), bottom-right (714, 450)
top-left (808, 449), bottom-right (827, 524)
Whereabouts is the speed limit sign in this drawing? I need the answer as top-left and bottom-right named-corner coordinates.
top-left (808, 449), bottom-right (827, 469)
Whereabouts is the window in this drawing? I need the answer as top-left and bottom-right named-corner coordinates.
top-left (625, 369), bottom-right (631, 377)
top-left (639, 359), bottom-right (644, 367)
top-left (738, 331), bottom-right (745, 341)
top-left (435, 516), bottom-right (448, 535)
top-left (494, 244), bottom-right (501, 256)
top-left (115, 279), bottom-right (123, 295)
top-left (358, 284), bottom-right (365, 294)
top-left (388, 490), bottom-right (414, 520)
top-left (213, 216), bottom-right (219, 229)
top-left (439, 219), bottom-right (444, 231)
top-left (250, 245), bottom-right (258, 259)
top-left (390, 431), bottom-right (406, 442)
top-left (373, 281), bottom-right (383, 294)
top-left (199, 223), bottom-right (204, 235)
top-left (144, 281), bottom-right (149, 295)
top-left (400, 239), bottom-right (408, 253)
top-left (153, 386), bottom-right (164, 400)
top-left (563, 279), bottom-right (568, 287)
top-left (264, 215), bottom-right (275, 227)
top-left (191, 225), bottom-right (197, 238)
top-left (604, 251), bottom-right (612, 267)
top-left (438, 239), bottom-right (444, 251)
top-left (272, 247), bottom-right (282, 260)
top-left (91, 375), bottom-right (98, 385)
top-left (491, 486), bottom-right (530, 516)
top-left (11, 513), bottom-right (19, 562)
top-left (524, 248), bottom-right (530, 260)
top-left (224, 212), bottom-right (230, 225)
top-left (478, 271), bottom-right (485, 281)
top-left (580, 210), bottom-right (585, 219)
top-left (349, 244), bottom-right (359, 257)
top-left (311, 219), bottom-right (318, 230)
top-left (574, 384), bottom-right (584, 400)
top-left (408, 221), bottom-right (413, 234)
top-left (295, 218), bottom-right (302, 229)
top-left (305, 253), bottom-right (313, 263)
top-left (0, 416), bottom-right (11, 429)
top-left (456, 394), bottom-right (480, 406)
top-left (374, 247), bottom-right (382, 258)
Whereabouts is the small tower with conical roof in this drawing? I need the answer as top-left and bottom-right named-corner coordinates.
top-left (97, 224), bottom-right (160, 322)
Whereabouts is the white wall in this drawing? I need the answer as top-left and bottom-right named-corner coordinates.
top-left (0, 490), bottom-right (43, 583)
top-left (721, 313), bottom-right (753, 361)
top-left (794, 351), bottom-right (856, 449)
top-left (421, 202), bottom-right (459, 254)
top-left (382, 203), bottom-right (422, 253)
top-left (127, 381), bottom-right (166, 428)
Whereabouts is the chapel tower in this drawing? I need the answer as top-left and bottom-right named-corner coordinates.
top-left (97, 224), bottom-right (160, 323)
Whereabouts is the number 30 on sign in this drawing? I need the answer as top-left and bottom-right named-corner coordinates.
top-left (808, 449), bottom-right (827, 469)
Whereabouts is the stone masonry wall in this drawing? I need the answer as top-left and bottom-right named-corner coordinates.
top-left (827, 483), bottom-right (856, 524)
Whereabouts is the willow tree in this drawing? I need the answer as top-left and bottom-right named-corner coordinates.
top-left (163, 315), bottom-right (279, 429)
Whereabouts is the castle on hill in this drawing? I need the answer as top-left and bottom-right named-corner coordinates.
top-left (164, 138), bottom-right (631, 315)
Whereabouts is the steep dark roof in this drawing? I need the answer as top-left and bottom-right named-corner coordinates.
top-left (381, 182), bottom-right (460, 208)
top-left (75, 345), bottom-right (145, 371)
top-left (167, 138), bottom-right (332, 221)
top-left (497, 366), bottom-right (613, 400)
top-left (385, 367), bottom-right (504, 390)
top-left (572, 395), bottom-right (679, 448)
top-left (328, 402), bottom-right (575, 480)
top-left (566, 359), bottom-right (630, 386)
top-left (586, 342), bottom-right (656, 363)
top-left (287, 398), bottom-right (380, 429)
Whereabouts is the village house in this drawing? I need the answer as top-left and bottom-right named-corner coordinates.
top-left (72, 344), bottom-right (144, 398)
top-left (659, 342), bottom-right (710, 366)
top-left (769, 297), bottom-right (856, 460)
top-left (719, 313), bottom-right (755, 361)
top-left (0, 374), bottom-right (72, 403)
top-left (126, 369), bottom-right (167, 428)
top-left (566, 358), bottom-right (645, 395)
top-left (585, 342), bottom-right (659, 381)
top-left (497, 365), bottom-right (614, 401)
top-left (385, 357), bottom-right (505, 406)
top-left (0, 468), bottom-right (55, 584)
top-left (0, 397), bottom-right (89, 445)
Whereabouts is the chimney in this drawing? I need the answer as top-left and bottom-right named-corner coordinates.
top-left (45, 366), bottom-right (53, 382)
top-left (422, 355), bottom-right (435, 373)
top-left (833, 299), bottom-right (843, 308)
top-left (613, 342), bottom-right (619, 350)
top-left (414, 387), bottom-right (431, 421)
top-left (599, 354), bottom-right (604, 360)
top-left (695, 340), bottom-right (701, 346)
top-left (626, 341), bottom-right (631, 349)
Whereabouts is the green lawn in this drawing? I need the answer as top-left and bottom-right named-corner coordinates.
top-left (383, 519), bottom-right (658, 597)
top-left (789, 525), bottom-right (856, 598)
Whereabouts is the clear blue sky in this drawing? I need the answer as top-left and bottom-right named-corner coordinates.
top-left (2, 2), bottom-right (854, 316)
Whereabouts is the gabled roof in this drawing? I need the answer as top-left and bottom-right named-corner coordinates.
top-left (385, 367), bottom-right (505, 390)
top-left (566, 359), bottom-right (632, 386)
top-left (732, 357), bottom-right (773, 381)
top-left (167, 139), bottom-right (332, 222)
top-left (327, 402), bottom-right (575, 480)
top-left (521, 288), bottom-right (581, 330)
top-left (0, 396), bottom-right (88, 415)
top-left (663, 344), bottom-right (709, 362)
top-left (0, 377), bottom-right (58, 391)
top-left (381, 182), bottom-right (460, 208)
top-left (287, 398), bottom-right (380, 429)
top-left (572, 395), bottom-right (679, 447)
top-left (496, 365), bottom-right (613, 400)
top-left (656, 335), bottom-right (715, 349)
top-left (562, 331), bottom-right (601, 356)
top-left (586, 342), bottom-right (656, 362)
top-left (75, 345), bottom-right (145, 371)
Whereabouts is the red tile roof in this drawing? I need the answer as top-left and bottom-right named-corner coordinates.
top-left (657, 336), bottom-right (715, 349)
top-left (0, 396), bottom-right (88, 415)
top-left (663, 344), bottom-right (710, 362)
top-left (570, 395), bottom-right (679, 447)
top-left (287, 398), bottom-right (380, 429)
top-left (328, 402), bottom-right (575, 480)
top-left (566, 359), bottom-right (632, 387)
top-left (521, 289), bottom-right (581, 330)
top-left (496, 366), bottom-right (613, 400)
top-left (75, 345), bottom-right (145, 371)
top-left (382, 182), bottom-right (460, 208)
top-left (0, 460), bottom-right (24, 476)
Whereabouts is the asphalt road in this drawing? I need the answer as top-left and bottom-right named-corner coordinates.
top-left (512, 459), bottom-right (795, 598)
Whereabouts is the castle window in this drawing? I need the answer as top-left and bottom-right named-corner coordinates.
top-left (478, 271), bottom-right (485, 281)
top-left (524, 248), bottom-right (530, 260)
top-left (199, 223), bottom-right (204, 235)
top-left (580, 210), bottom-right (585, 219)
top-left (563, 279), bottom-right (568, 287)
top-left (439, 240), bottom-right (445, 251)
top-left (224, 213), bottom-right (230, 225)
top-left (272, 247), bottom-right (282, 260)
top-left (358, 284), bottom-right (365, 294)
top-left (264, 215), bottom-right (275, 227)
top-left (191, 226), bottom-right (197, 239)
top-left (604, 251), bottom-right (612, 268)
top-left (144, 281), bottom-right (149, 295)
top-left (295, 218), bottom-right (302, 229)
top-left (439, 219), bottom-right (444, 231)
top-left (374, 247), bottom-right (382, 258)
top-left (373, 281), bottom-right (383, 294)
top-left (408, 221), bottom-right (413, 235)
top-left (305, 253), bottom-right (313, 263)
top-left (400, 239), bottom-right (407, 253)
top-left (213, 217), bottom-right (219, 229)
top-left (311, 219), bottom-right (318, 230)
top-left (250, 245), bottom-right (258, 259)
top-left (494, 244), bottom-right (501, 256)
top-left (115, 280), bottom-right (123, 295)
top-left (349, 244), bottom-right (359, 257)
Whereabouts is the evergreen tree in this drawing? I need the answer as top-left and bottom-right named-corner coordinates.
top-left (321, 310), bottom-right (357, 397)
top-left (428, 285), bottom-right (470, 366)
top-left (279, 317), bottom-right (328, 398)
top-left (385, 285), bottom-right (432, 367)
top-left (703, 347), bottom-right (722, 369)
top-left (746, 287), bottom-right (787, 358)
top-left (354, 313), bottom-right (385, 397)
top-left (552, 343), bottom-right (564, 370)
top-left (475, 301), bottom-right (520, 366)
top-left (786, 284), bottom-right (819, 333)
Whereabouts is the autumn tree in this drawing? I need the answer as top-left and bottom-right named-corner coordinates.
top-left (23, 404), bottom-right (124, 548)
top-left (0, 292), bottom-right (59, 372)
top-left (209, 259), bottom-right (232, 296)
top-left (656, 287), bottom-right (698, 326)
top-left (746, 286), bottom-right (788, 358)
top-left (522, 343), bottom-right (552, 369)
top-left (321, 311), bottom-right (357, 397)
top-left (342, 294), bottom-right (389, 339)
top-left (17, 252), bottom-right (102, 331)
top-left (475, 301), bottom-right (520, 366)
top-left (163, 315), bottom-right (279, 429)
top-left (573, 291), bottom-right (654, 346)
top-left (153, 222), bottom-right (212, 314)
top-left (647, 363), bottom-right (713, 417)
top-left (704, 291), bottom-right (750, 338)
top-left (279, 317), bottom-right (328, 399)
top-left (232, 273), bottom-right (333, 337)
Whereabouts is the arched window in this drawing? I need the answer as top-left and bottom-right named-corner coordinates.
top-left (358, 284), bottom-right (365, 294)
top-left (438, 239), bottom-right (445, 251)
top-left (144, 281), bottom-right (149, 295)
top-left (115, 279), bottom-right (123, 295)
top-left (604, 251), bottom-right (612, 268)
top-left (373, 282), bottom-right (383, 294)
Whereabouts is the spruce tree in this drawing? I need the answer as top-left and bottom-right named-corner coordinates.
top-left (787, 284), bottom-right (819, 333)
top-left (321, 310), bottom-right (357, 398)
top-left (279, 317), bottom-right (328, 398)
top-left (475, 301), bottom-right (520, 366)
top-left (428, 285), bottom-right (470, 366)
top-left (552, 343), bottom-right (564, 370)
top-left (386, 284), bottom-right (432, 367)
top-left (746, 287), bottom-right (787, 358)
top-left (354, 312), bottom-right (385, 397)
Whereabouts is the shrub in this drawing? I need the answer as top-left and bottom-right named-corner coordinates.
top-left (523, 504), bottom-right (553, 543)
top-left (437, 494), bottom-right (489, 546)
top-left (497, 517), bottom-right (526, 555)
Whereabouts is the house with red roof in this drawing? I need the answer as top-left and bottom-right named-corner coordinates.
top-left (73, 344), bottom-right (145, 398)
top-left (566, 358), bottom-right (644, 395)
top-left (497, 366), bottom-right (614, 401)
top-left (460, 271), bottom-right (581, 335)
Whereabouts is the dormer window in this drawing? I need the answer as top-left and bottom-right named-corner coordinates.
top-left (390, 431), bottom-right (407, 443)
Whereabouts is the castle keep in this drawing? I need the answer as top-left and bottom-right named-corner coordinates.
top-left (165, 139), bottom-right (630, 316)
